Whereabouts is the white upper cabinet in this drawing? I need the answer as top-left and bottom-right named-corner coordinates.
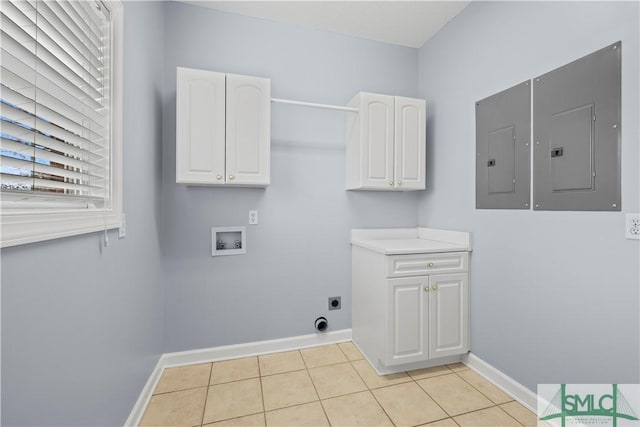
top-left (346, 93), bottom-right (395, 189)
top-left (346, 92), bottom-right (426, 191)
top-left (225, 74), bottom-right (271, 186)
top-left (394, 97), bottom-right (426, 190)
top-left (176, 68), bottom-right (226, 185)
top-left (176, 67), bottom-right (270, 187)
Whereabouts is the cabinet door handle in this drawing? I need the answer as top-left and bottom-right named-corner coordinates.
top-left (228, 175), bottom-right (235, 180)
top-left (398, 181), bottom-right (402, 186)
top-left (216, 174), bottom-right (222, 180)
top-left (424, 286), bottom-right (429, 292)
top-left (388, 181), bottom-right (394, 186)
top-left (432, 285), bottom-right (438, 291)
top-left (428, 262), bottom-right (434, 268)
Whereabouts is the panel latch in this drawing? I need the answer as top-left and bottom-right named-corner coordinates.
top-left (551, 147), bottom-right (564, 158)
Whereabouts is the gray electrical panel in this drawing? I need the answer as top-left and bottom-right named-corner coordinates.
top-left (476, 81), bottom-right (531, 209)
top-left (533, 42), bottom-right (621, 211)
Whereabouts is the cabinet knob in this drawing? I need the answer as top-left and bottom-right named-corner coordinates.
top-left (432, 285), bottom-right (438, 291)
top-left (424, 286), bottom-right (429, 292)
top-left (398, 181), bottom-right (402, 186)
top-left (389, 181), bottom-right (394, 186)
top-left (216, 175), bottom-right (222, 180)
top-left (228, 175), bottom-right (235, 180)
top-left (428, 262), bottom-right (434, 268)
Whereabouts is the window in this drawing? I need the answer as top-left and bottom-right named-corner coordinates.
top-left (0, 0), bottom-right (123, 247)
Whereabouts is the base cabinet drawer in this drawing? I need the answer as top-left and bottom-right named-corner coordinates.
top-left (386, 252), bottom-right (468, 278)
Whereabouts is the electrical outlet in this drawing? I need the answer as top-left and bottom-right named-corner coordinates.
top-left (328, 296), bottom-right (341, 310)
top-left (118, 213), bottom-right (126, 238)
top-left (249, 210), bottom-right (258, 225)
top-left (626, 214), bottom-right (640, 240)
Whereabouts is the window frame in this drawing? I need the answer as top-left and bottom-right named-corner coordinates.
top-left (0, 0), bottom-right (124, 248)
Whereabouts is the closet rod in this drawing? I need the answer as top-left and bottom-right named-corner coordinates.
top-left (271, 97), bottom-right (358, 113)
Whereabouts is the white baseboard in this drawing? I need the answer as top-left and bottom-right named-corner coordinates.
top-left (462, 352), bottom-right (537, 412)
top-left (162, 329), bottom-right (352, 368)
top-left (124, 356), bottom-right (164, 427)
top-left (124, 329), bottom-right (352, 426)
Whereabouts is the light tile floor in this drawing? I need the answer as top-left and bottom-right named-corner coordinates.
top-left (139, 342), bottom-right (537, 427)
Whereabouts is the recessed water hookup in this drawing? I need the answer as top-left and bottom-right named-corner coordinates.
top-left (328, 297), bottom-right (341, 310)
top-left (315, 316), bottom-right (328, 332)
top-left (211, 226), bottom-right (246, 256)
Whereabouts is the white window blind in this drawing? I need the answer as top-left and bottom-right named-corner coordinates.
top-left (0, 0), bottom-right (123, 247)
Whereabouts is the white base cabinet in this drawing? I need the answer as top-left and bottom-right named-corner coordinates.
top-left (352, 229), bottom-right (470, 374)
top-left (176, 67), bottom-right (270, 187)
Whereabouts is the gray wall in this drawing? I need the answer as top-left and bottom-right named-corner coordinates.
top-left (0, 2), bottom-right (165, 425)
top-left (417, 1), bottom-right (639, 391)
top-left (161, 2), bottom-right (419, 352)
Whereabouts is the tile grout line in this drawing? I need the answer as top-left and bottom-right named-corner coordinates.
top-left (256, 355), bottom-right (267, 426)
top-left (298, 349), bottom-right (332, 426)
top-left (451, 404), bottom-right (525, 426)
top-left (452, 370), bottom-right (524, 426)
top-left (348, 359), bottom-right (472, 427)
top-left (260, 368), bottom-right (306, 378)
top-left (347, 358), bottom-right (398, 426)
top-left (453, 369), bottom-right (516, 405)
top-left (409, 370), bottom-right (456, 423)
top-left (498, 402), bottom-right (532, 427)
top-left (367, 388), bottom-right (398, 427)
top-left (408, 365), bottom-right (523, 425)
top-left (412, 366), bottom-right (515, 421)
top-left (413, 372), bottom-right (499, 419)
top-left (202, 359), bottom-right (265, 426)
top-left (199, 363), bottom-right (214, 426)
top-left (150, 384), bottom-right (209, 397)
top-left (410, 367), bottom-right (521, 425)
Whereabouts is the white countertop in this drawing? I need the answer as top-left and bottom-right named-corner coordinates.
top-left (351, 228), bottom-right (472, 255)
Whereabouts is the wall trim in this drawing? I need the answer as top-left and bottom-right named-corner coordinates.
top-left (124, 356), bottom-right (164, 427)
top-left (462, 352), bottom-right (537, 412)
top-left (162, 329), bottom-right (352, 368)
top-left (124, 329), bottom-right (352, 426)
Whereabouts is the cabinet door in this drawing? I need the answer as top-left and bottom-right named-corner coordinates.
top-left (428, 273), bottom-right (468, 359)
top-left (385, 276), bottom-right (429, 366)
top-left (394, 97), bottom-right (426, 190)
top-left (360, 93), bottom-right (395, 189)
top-left (176, 68), bottom-right (226, 184)
top-left (225, 74), bottom-right (271, 186)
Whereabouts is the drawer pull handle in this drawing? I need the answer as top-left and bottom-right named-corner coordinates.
top-left (424, 286), bottom-right (429, 292)
top-left (432, 285), bottom-right (438, 291)
top-left (428, 262), bottom-right (434, 268)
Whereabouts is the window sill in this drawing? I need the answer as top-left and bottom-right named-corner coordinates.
top-left (1, 210), bottom-right (122, 248)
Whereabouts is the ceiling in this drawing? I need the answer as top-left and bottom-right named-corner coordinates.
top-left (180, 1), bottom-right (471, 48)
